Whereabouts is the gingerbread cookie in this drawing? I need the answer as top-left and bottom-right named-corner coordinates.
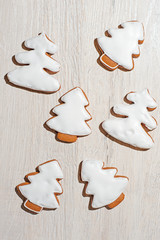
top-left (46, 87), bottom-right (92, 143)
top-left (102, 89), bottom-right (157, 149)
top-left (7, 33), bottom-right (60, 93)
top-left (97, 21), bottom-right (144, 71)
top-left (16, 160), bottom-right (63, 214)
top-left (81, 160), bottom-right (128, 209)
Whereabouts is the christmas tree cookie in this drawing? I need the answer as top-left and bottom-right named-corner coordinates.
top-left (7, 33), bottom-right (60, 93)
top-left (46, 87), bottom-right (92, 143)
top-left (16, 160), bottom-right (63, 214)
top-left (102, 89), bottom-right (157, 149)
top-left (97, 21), bottom-right (144, 71)
top-left (81, 160), bottom-right (128, 209)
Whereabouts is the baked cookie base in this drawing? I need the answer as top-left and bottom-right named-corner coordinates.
top-left (57, 132), bottom-right (77, 143)
top-left (107, 193), bottom-right (125, 209)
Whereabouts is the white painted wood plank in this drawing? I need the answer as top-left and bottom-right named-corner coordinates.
top-left (0, 0), bottom-right (160, 239)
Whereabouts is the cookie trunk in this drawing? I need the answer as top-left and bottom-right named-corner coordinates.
top-left (57, 132), bottom-right (77, 143)
top-left (107, 193), bottom-right (125, 209)
top-left (24, 200), bottom-right (42, 213)
top-left (100, 54), bottom-right (118, 70)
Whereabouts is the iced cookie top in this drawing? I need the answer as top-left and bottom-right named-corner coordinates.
top-left (81, 160), bottom-right (128, 208)
top-left (46, 87), bottom-right (92, 136)
top-left (7, 33), bottom-right (60, 92)
top-left (19, 160), bottom-right (63, 211)
top-left (98, 21), bottom-right (144, 70)
top-left (102, 89), bottom-right (157, 149)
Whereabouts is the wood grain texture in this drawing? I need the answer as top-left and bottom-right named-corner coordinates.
top-left (0, 0), bottom-right (160, 239)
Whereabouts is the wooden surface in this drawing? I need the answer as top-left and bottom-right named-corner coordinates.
top-left (0, 0), bottom-right (160, 239)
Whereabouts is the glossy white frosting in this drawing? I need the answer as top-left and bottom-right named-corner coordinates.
top-left (81, 160), bottom-right (128, 208)
top-left (98, 21), bottom-right (144, 70)
top-left (46, 87), bottom-right (92, 136)
top-left (7, 33), bottom-right (60, 92)
top-left (19, 160), bottom-right (63, 209)
top-left (102, 89), bottom-right (157, 149)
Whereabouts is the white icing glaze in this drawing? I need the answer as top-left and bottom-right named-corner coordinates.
top-left (46, 87), bottom-right (92, 136)
top-left (19, 160), bottom-right (63, 209)
top-left (81, 160), bottom-right (128, 208)
top-left (97, 21), bottom-right (144, 70)
top-left (7, 33), bottom-right (60, 92)
top-left (102, 89), bottom-right (157, 149)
